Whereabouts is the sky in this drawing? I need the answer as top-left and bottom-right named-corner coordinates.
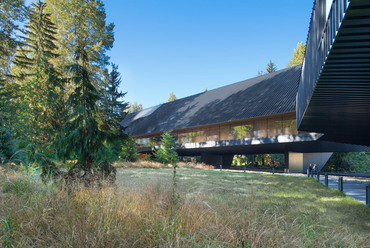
top-left (104, 1), bottom-right (314, 109)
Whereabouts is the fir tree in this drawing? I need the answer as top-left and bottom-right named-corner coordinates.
top-left (154, 131), bottom-right (179, 165)
top-left (12, 0), bottom-right (64, 153)
top-left (59, 46), bottom-right (116, 184)
top-left (266, 60), bottom-right (277, 73)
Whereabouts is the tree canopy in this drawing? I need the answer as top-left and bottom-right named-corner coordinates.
top-left (286, 42), bottom-right (306, 67)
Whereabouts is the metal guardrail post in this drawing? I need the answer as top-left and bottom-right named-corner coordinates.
top-left (244, 165), bottom-right (246, 173)
top-left (366, 184), bottom-right (370, 207)
top-left (338, 176), bottom-right (343, 192)
top-left (272, 167), bottom-right (274, 175)
top-left (317, 172), bottom-right (320, 181)
top-left (220, 164), bottom-right (222, 171)
top-left (325, 173), bottom-right (328, 187)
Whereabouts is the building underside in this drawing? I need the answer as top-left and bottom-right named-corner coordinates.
top-left (297, 0), bottom-right (370, 146)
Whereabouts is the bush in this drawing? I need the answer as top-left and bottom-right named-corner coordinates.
top-left (120, 136), bottom-right (138, 162)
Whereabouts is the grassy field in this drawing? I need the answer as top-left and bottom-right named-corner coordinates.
top-left (1, 166), bottom-right (369, 247)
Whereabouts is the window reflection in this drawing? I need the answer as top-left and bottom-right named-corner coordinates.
top-left (136, 114), bottom-right (299, 147)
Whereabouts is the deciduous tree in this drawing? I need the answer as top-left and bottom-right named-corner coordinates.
top-left (286, 42), bottom-right (306, 67)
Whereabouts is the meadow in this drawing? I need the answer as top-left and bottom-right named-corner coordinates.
top-left (1, 165), bottom-right (369, 247)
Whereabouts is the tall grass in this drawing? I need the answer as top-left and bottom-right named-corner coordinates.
top-left (1, 167), bottom-right (369, 247)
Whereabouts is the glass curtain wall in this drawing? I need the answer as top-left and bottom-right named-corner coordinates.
top-left (136, 114), bottom-right (299, 147)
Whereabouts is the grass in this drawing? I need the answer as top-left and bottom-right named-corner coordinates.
top-left (0, 166), bottom-right (369, 247)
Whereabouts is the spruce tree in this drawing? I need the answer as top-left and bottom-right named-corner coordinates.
top-left (12, 0), bottom-right (64, 154)
top-left (154, 131), bottom-right (179, 165)
top-left (59, 46), bottom-right (116, 184)
top-left (266, 60), bottom-right (277, 73)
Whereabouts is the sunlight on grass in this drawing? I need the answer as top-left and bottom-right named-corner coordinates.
top-left (1, 167), bottom-right (369, 247)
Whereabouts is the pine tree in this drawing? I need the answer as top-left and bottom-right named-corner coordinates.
top-left (266, 60), bottom-right (277, 73)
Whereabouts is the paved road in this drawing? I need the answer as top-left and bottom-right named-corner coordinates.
top-left (317, 175), bottom-right (370, 204)
top-left (223, 169), bottom-right (370, 204)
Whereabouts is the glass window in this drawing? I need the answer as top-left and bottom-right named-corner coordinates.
top-left (231, 123), bottom-right (253, 139)
top-left (220, 126), bottom-right (231, 140)
top-left (268, 118), bottom-right (283, 136)
top-left (283, 118), bottom-right (298, 135)
top-left (207, 127), bottom-right (219, 141)
top-left (253, 119), bottom-right (267, 138)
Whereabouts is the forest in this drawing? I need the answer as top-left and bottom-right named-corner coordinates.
top-left (0, 0), bottom-right (131, 184)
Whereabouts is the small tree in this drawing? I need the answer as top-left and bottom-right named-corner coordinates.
top-left (154, 131), bottom-right (178, 165)
top-left (127, 102), bottom-right (143, 113)
top-left (120, 136), bottom-right (138, 162)
top-left (154, 130), bottom-right (179, 205)
top-left (167, 91), bottom-right (177, 102)
top-left (266, 60), bottom-right (277, 73)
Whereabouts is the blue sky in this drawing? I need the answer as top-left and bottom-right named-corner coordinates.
top-left (105, 1), bottom-right (313, 108)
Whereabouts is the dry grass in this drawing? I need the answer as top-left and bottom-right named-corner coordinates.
top-left (114, 160), bottom-right (214, 170)
top-left (0, 167), bottom-right (369, 247)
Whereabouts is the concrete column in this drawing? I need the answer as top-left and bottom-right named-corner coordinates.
top-left (285, 152), bottom-right (333, 173)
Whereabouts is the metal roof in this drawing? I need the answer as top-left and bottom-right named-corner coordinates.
top-left (122, 65), bottom-right (302, 136)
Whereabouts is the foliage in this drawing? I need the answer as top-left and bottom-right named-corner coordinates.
top-left (120, 136), bottom-right (138, 162)
top-left (127, 101), bottom-right (143, 113)
top-left (266, 60), bottom-right (277, 73)
top-left (0, 0), bottom-right (27, 78)
top-left (323, 152), bottom-right (370, 173)
top-left (154, 131), bottom-right (178, 165)
top-left (101, 63), bottom-right (127, 130)
top-left (286, 42), bottom-right (306, 67)
top-left (0, 126), bottom-right (16, 163)
top-left (167, 91), bottom-right (177, 102)
top-left (12, 0), bottom-right (64, 154)
top-left (56, 45), bottom-right (115, 182)
top-left (44, 0), bottom-right (114, 74)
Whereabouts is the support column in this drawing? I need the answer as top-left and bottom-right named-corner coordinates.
top-left (285, 152), bottom-right (333, 173)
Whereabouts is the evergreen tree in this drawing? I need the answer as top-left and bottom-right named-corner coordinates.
top-left (167, 91), bottom-right (177, 102)
top-left (0, 0), bottom-right (27, 80)
top-left (12, 0), bottom-right (64, 153)
top-left (154, 131), bottom-right (179, 165)
top-left (127, 102), bottom-right (143, 113)
top-left (58, 46), bottom-right (116, 184)
top-left (286, 42), bottom-right (306, 67)
top-left (120, 136), bottom-right (138, 162)
top-left (266, 60), bottom-right (277, 73)
top-left (102, 64), bottom-right (127, 129)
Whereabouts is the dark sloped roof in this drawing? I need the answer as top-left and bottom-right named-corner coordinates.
top-left (121, 65), bottom-right (302, 136)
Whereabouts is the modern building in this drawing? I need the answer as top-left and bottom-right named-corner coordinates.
top-left (297, 0), bottom-right (370, 146)
top-left (121, 65), bottom-right (368, 172)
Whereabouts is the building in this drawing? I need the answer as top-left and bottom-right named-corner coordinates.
top-left (121, 65), bottom-right (368, 172)
top-left (297, 0), bottom-right (370, 146)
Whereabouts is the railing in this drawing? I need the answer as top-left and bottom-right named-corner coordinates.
top-left (297, 0), bottom-right (351, 129)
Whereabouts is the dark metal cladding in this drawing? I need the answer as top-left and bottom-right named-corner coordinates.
top-left (297, 0), bottom-right (370, 146)
top-left (122, 65), bottom-right (302, 136)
